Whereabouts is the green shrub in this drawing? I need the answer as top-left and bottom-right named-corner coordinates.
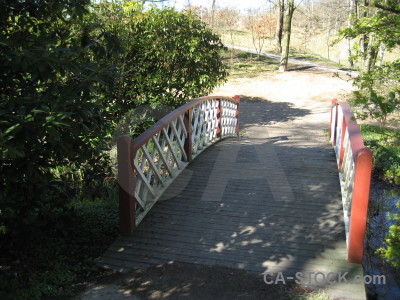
top-left (377, 202), bottom-right (400, 268)
top-left (0, 200), bottom-right (119, 300)
top-left (360, 125), bottom-right (400, 184)
top-left (237, 51), bottom-right (253, 59)
top-left (83, 2), bottom-right (228, 115)
top-left (0, 0), bottom-right (116, 246)
top-left (360, 124), bottom-right (400, 268)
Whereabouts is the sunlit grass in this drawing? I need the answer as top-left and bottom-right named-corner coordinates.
top-left (222, 50), bottom-right (279, 78)
top-left (219, 29), bottom-right (400, 69)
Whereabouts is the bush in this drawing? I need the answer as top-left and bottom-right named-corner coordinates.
top-left (0, 0), bottom-right (115, 247)
top-left (360, 124), bottom-right (400, 268)
top-left (1, 0), bottom-right (228, 244)
top-left (349, 61), bottom-right (400, 127)
top-left (377, 202), bottom-right (400, 269)
top-left (0, 200), bottom-right (119, 300)
top-left (360, 125), bottom-right (400, 185)
top-left (83, 3), bottom-right (228, 115)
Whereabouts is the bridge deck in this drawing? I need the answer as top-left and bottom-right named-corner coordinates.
top-left (99, 98), bottom-right (365, 299)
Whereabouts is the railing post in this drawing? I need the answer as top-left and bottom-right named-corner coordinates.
top-left (348, 148), bottom-right (372, 264)
top-left (217, 99), bottom-right (222, 139)
top-left (330, 99), bottom-right (338, 144)
top-left (117, 136), bottom-right (136, 235)
top-left (184, 108), bottom-right (193, 162)
top-left (234, 95), bottom-right (240, 135)
top-left (338, 118), bottom-right (347, 171)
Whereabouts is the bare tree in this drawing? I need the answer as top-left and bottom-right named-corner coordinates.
top-left (246, 10), bottom-right (275, 56)
top-left (275, 0), bottom-right (285, 53)
top-left (211, 0), bottom-right (216, 28)
top-left (347, 0), bottom-right (355, 67)
top-left (279, 0), bottom-right (296, 72)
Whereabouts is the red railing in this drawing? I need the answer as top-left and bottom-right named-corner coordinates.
top-left (330, 98), bottom-right (373, 264)
top-left (117, 96), bottom-right (240, 235)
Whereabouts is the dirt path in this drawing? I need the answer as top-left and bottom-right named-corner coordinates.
top-left (212, 65), bottom-right (353, 105)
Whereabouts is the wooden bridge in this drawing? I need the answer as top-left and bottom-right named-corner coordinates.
top-left (99, 96), bottom-right (372, 300)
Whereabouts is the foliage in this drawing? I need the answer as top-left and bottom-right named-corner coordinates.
top-left (245, 12), bottom-right (276, 56)
top-left (0, 0), bottom-right (228, 237)
top-left (340, 1), bottom-right (400, 69)
top-left (0, 199), bottom-right (119, 300)
top-left (360, 124), bottom-right (400, 269)
top-left (360, 125), bottom-right (400, 185)
top-left (1, 0), bottom-right (228, 297)
top-left (83, 3), bottom-right (228, 114)
top-left (340, 1), bottom-right (400, 127)
top-left (126, 7), bottom-right (228, 107)
top-left (377, 201), bottom-right (400, 268)
top-left (0, 0), bottom-right (116, 248)
top-left (349, 60), bottom-right (400, 127)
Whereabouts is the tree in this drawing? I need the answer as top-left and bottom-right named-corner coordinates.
top-left (341, 0), bottom-right (400, 123)
top-left (246, 10), bottom-right (270, 56)
top-left (83, 2), bottom-right (228, 114)
top-left (340, 0), bottom-right (400, 267)
top-left (275, 0), bottom-right (285, 53)
top-left (279, 0), bottom-right (296, 72)
top-left (211, 0), bottom-right (217, 28)
top-left (129, 8), bottom-right (228, 106)
top-left (0, 0), bottom-right (115, 248)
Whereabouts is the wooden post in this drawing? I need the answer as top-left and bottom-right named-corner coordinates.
top-left (184, 108), bottom-right (193, 162)
top-left (117, 136), bottom-right (136, 235)
top-left (338, 118), bottom-right (347, 172)
top-left (234, 95), bottom-right (240, 135)
top-left (347, 148), bottom-right (372, 264)
top-left (329, 99), bottom-right (338, 144)
top-left (217, 99), bottom-right (222, 139)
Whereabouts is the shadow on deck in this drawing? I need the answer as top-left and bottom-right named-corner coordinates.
top-left (99, 97), bottom-right (366, 300)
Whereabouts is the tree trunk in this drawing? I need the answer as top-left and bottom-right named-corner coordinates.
top-left (275, 0), bottom-right (284, 53)
top-left (347, 0), bottom-right (354, 67)
top-left (327, 17), bottom-right (331, 61)
top-left (279, 0), bottom-right (295, 72)
top-left (361, 1), bottom-right (369, 59)
top-left (365, 33), bottom-right (378, 71)
top-left (377, 43), bottom-right (385, 66)
top-left (211, 0), bottom-right (216, 28)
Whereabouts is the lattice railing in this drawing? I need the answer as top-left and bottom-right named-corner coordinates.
top-left (117, 96), bottom-right (240, 235)
top-left (330, 98), bottom-right (372, 264)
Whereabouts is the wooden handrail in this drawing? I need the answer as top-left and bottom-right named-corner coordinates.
top-left (330, 98), bottom-right (372, 264)
top-left (132, 96), bottom-right (240, 152)
top-left (117, 96), bottom-right (240, 235)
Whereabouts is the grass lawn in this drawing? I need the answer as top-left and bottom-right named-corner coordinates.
top-left (222, 50), bottom-right (279, 78)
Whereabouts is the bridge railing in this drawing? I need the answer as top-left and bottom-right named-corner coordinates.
top-left (117, 96), bottom-right (240, 235)
top-left (330, 98), bottom-right (372, 264)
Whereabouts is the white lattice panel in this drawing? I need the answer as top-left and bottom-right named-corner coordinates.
top-left (221, 99), bottom-right (238, 137)
top-left (192, 99), bottom-right (219, 157)
top-left (334, 105), bottom-right (344, 164)
top-left (124, 96), bottom-right (240, 227)
top-left (133, 114), bottom-right (188, 224)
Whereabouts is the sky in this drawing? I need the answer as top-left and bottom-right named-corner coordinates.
top-left (160, 0), bottom-right (271, 13)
